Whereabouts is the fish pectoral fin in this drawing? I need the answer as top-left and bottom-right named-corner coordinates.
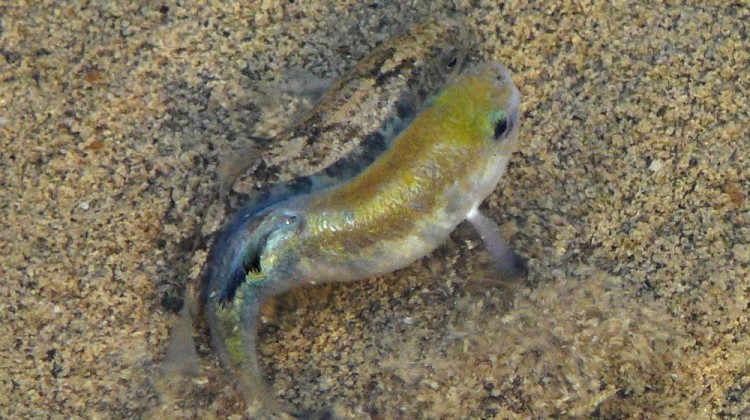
top-left (466, 208), bottom-right (527, 279)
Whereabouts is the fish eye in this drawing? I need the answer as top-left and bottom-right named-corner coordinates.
top-left (493, 111), bottom-right (511, 140)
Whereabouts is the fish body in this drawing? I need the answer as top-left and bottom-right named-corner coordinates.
top-left (215, 17), bottom-right (475, 220)
top-left (204, 62), bottom-right (523, 412)
top-left (188, 17), bottom-right (475, 314)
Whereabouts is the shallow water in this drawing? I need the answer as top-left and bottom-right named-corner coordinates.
top-left (2, 1), bottom-right (748, 417)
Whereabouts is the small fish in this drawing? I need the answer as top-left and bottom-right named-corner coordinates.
top-left (163, 16), bottom-right (474, 407)
top-left (204, 62), bottom-right (524, 414)
top-left (197, 17), bottom-right (475, 239)
top-left (185, 17), bottom-right (475, 316)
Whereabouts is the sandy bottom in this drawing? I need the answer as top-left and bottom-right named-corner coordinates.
top-left (2, 1), bottom-right (748, 418)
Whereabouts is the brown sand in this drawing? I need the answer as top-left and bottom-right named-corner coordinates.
top-left (2, 1), bottom-right (748, 418)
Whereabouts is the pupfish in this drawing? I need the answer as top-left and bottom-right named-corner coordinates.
top-left (204, 62), bottom-right (524, 414)
top-left (195, 18), bottom-right (475, 242)
top-left (185, 17), bottom-right (474, 316)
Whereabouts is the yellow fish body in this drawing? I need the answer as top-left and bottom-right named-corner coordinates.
top-left (205, 62), bottom-right (523, 414)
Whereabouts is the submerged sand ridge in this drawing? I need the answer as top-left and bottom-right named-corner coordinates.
top-left (1, 1), bottom-right (748, 417)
